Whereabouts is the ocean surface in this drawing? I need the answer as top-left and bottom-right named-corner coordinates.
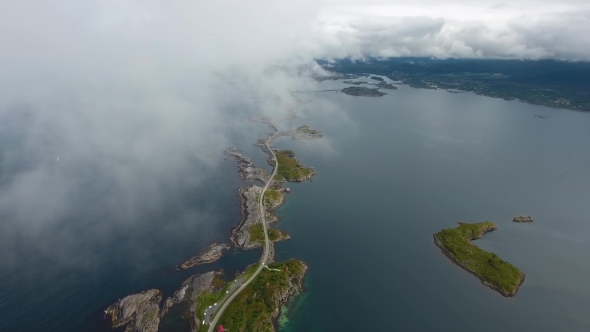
top-left (2, 77), bottom-right (590, 331)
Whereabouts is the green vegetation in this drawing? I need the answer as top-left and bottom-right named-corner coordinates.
top-left (217, 259), bottom-right (306, 332)
top-left (248, 224), bottom-right (288, 243)
top-left (434, 222), bottom-right (525, 296)
top-left (296, 125), bottom-right (321, 135)
top-left (263, 190), bottom-right (281, 206)
top-left (243, 263), bottom-right (260, 279)
top-left (195, 278), bottom-right (232, 331)
top-left (322, 58), bottom-right (590, 111)
top-left (274, 150), bottom-right (314, 182)
top-left (341, 86), bottom-right (386, 97)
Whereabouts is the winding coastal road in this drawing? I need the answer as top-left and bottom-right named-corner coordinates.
top-left (207, 120), bottom-right (280, 332)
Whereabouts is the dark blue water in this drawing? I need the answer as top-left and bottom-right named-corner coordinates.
top-left (276, 80), bottom-right (590, 331)
top-left (2, 79), bottom-right (590, 332)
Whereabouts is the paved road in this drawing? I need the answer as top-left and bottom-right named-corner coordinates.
top-left (206, 120), bottom-right (280, 332)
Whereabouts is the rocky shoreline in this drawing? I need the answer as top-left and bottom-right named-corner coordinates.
top-left (106, 289), bottom-right (162, 332)
top-left (106, 124), bottom-right (320, 332)
top-left (271, 261), bottom-right (308, 329)
top-left (106, 271), bottom-right (224, 332)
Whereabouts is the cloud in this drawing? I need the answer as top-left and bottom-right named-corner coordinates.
top-left (1, 0), bottom-right (589, 273)
top-left (312, 1), bottom-right (590, 60)
top-left (0, 0), bottom-right (325, 270)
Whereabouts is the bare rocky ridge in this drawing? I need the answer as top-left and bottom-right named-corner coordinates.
top-left (106, 289), bottom-right (162, 332)
top-left (179, 243), bottom-right (230, 270)
top-left (224, 146), bottom-right (269, 183)
top-left (231, 185), bottom-right (264, 249)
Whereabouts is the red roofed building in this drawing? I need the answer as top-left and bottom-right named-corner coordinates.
top-left (217, 325), bottom-right (225, 332)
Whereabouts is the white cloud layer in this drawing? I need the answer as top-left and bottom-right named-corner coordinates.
top-left (314, 0), bottom-right (590, 60)
top-left (0, 0), bottom-right (589, 270)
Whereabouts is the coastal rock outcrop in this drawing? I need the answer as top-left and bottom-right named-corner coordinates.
top-left (512, 215), bottom-right (534, 223)
top-left (161, 271), bottom-right (219, 331)
top-left (179, 243), bottom-right (230, 270)
top-left (106, 289), bottom-right (162, 332)
top-left (224, 146), bottom-right (270, 183)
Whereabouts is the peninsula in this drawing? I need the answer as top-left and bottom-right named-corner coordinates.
top-left (434, 221), bottom-right (525, 297)
top-left (213, 259), bottom-right (307, 331)
top-left (106, 103), bottom-right (320, 332)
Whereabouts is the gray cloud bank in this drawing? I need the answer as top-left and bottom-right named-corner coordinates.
top-left (1, 0), bottom-right (589, 271)
top-left (0, 0), bottom-right (325, 270)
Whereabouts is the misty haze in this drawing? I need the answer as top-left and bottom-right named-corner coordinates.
top-left (1, 1), bottom-right (590, 332)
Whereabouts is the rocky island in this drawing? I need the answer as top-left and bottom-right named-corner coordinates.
top-left (434, 221), bottom-right (525, 297)
top-left (179, 243), bottom-right (231, 270)
top-left (282, 125), bottom-right (323, 140)
top-left (512, 215), bottom-right (534, 223)
top-left (341, 86), bottom-right (386, 97)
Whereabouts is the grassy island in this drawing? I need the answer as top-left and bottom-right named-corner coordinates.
top-left (341, 86), bottom-right (386, 97)
top-left (434, 221), bottom-right (525, 297)
top-left (217, 259), bottom-right (307, 332)
top-left (274, 150), bottom-right (314, 182)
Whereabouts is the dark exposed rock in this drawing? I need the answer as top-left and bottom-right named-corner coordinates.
top-left (224, 146), bottom-right (270, 183)
top-left (106, 289), bottom-right (162, 332)
top-left (179, 243), bottom-right (230, 270)
top-left (231, 185), bottom-right (264, 250)
top-left (161, 271), bottom-right (219, 331)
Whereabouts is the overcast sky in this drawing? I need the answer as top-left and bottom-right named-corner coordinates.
top-left (0, 0), bottom-right (588, 270)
